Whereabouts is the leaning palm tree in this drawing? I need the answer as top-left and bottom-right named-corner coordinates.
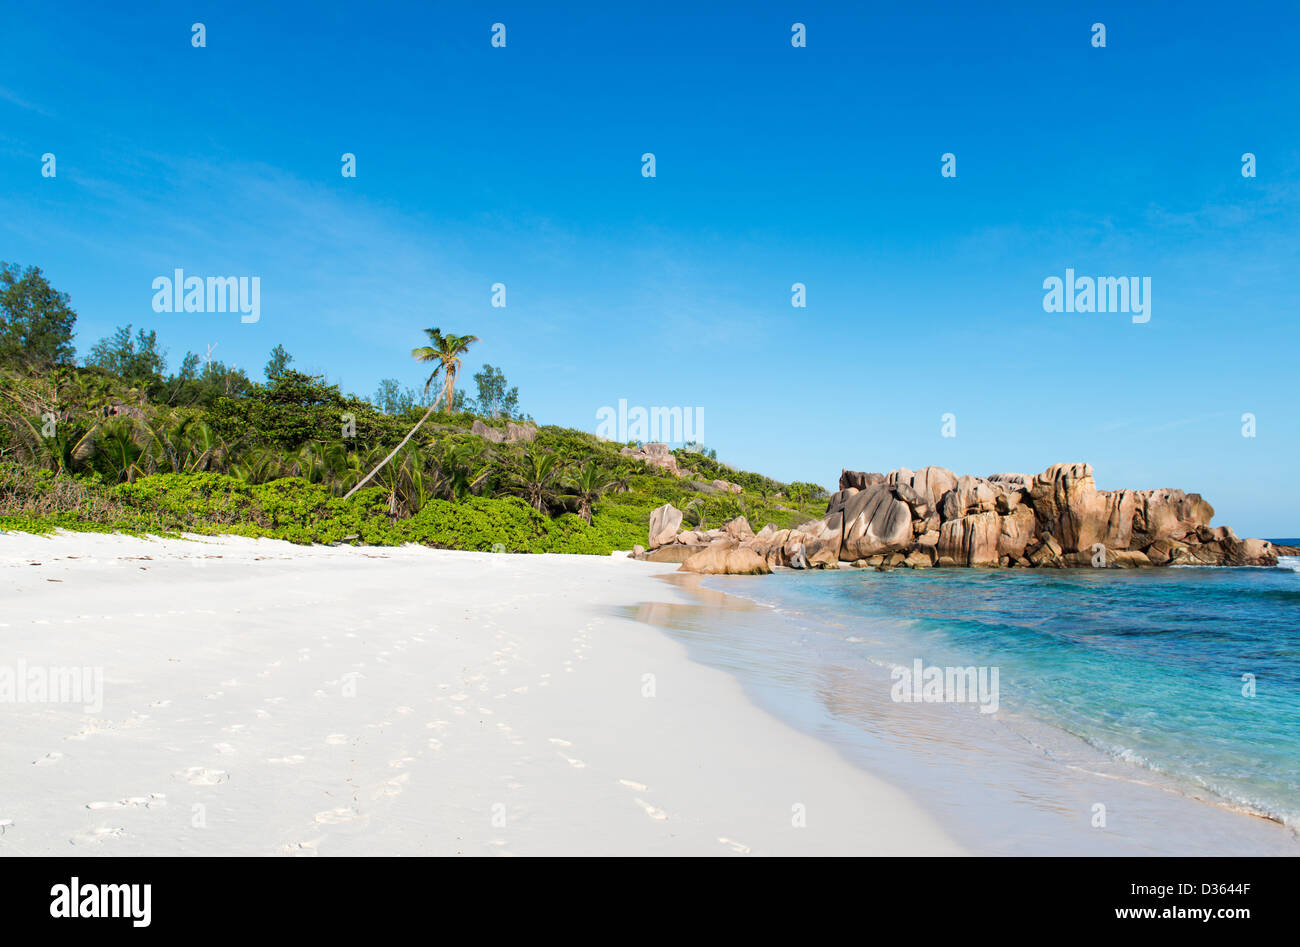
top-left (343, 328), bottom-right (478, 500)
top-left (413, 328), bottom-right (479, 412)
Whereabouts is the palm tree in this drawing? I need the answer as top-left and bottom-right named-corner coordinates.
top-left (19, 413), bottom-right (98, 475)
top-left (413, 328), bottom-right (479, 412)
top-left (567, 461), bottom-right (617, 525)
top-left (511, 449), bottom-right (562, 513)
top-left (92, 419), bottom-right (144, 483)
top-left (343, 328), bottom-right (478, 500)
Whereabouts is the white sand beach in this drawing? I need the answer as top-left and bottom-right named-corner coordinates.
top-left (0, 530), bottom-right (962, 856)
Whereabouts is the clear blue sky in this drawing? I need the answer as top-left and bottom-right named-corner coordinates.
top-left (2, 1), bottom-right (1297, 535)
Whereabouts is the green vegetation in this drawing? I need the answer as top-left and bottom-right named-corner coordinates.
top-left (0, 263), bottom-right (828, 554)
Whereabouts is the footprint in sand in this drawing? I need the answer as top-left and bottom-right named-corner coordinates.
top-left (69, 826), bottom-right (125, 845)
top-left (86, 794), bottom-right (165, 811)
top-left (375, 773), bottom-right (410, 798)
top-left (313, 808), bottom-right (357, 825)
top-left (634, 798), bottom-right (669, 821)
top-left (176, 766), bottom-right (228, 786)
top-left (280, 838), bottom-right (322, 857)
top-left (718, 837), bottom-right (752, 854)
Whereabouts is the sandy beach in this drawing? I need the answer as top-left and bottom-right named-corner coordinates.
top-left (0, 530), bottom-right (962, 856)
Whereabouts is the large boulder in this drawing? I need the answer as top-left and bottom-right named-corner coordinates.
top-left (841, 484), bottom-right (913, 559)
top-left (1096, 489), bottom-right (1138, 550)
top-left (988, 474), bottom-right (1032, 513)
top-left (723, 516), bottom-right (754, 541)
top-left (996, 507), bottom-right (1036, 559)
top-left (1028, 463), bottom-right (1108, 553)
top-left (840, 470), bottom-right (886, 491)
top-left (680, 539), bottom-right (772, 575)
top-left (890, 465), bottom-right (959, 510)
top-left (621, 443), bottom-right (684, 476)
top-left (1225, 537), bottom-right (1278, 567)
top-left (750, 528), bottom-right (792, 568)
top-left (940, 475), bottom-right (999, 520)
top-left (1129, 489), bottom-right (1215, 548)
top-left (825, 487), bottom-right (858, 517)
top-left (647, 503), bottom-right (683, 549)
top-left (644, 544), bottom-right (707, 563)
top-left (788, 513), bottom-right (843, 568)
top-left (938, 511), bottom-right (1001, 567)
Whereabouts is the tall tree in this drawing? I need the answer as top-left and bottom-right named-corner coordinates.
top-left (472, 363), bottom-right (520, 418)
top-left (343, 328), bottom-right (478, 500)
top-left (0, 263), bottom-right (77, 367)
top-left (85, 325), bottom-right (167, 383)
top-left (373, 378), bottom-right (417, 415)
top-left (264, 344), bottom-right (294, 382)
top-left (413, 328), bottom-right (478, 411)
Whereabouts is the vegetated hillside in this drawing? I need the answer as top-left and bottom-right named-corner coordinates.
top-left (0, 365), bottom-right (828, 554)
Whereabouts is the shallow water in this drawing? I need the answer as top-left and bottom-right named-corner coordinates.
top-left (622, 561), bottom-right (1300, 855)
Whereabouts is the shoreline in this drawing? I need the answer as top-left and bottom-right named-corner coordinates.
top-left (0, 529), bottom-right (962, 856)
top-left (650, 569), bottom-right (1299, 855)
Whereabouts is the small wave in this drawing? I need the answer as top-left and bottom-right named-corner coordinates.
top-left (1276, 556), bottom-right (1300, 573)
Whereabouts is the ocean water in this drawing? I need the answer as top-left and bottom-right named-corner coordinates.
top-left (626, 556), bottom-right (1300, 854)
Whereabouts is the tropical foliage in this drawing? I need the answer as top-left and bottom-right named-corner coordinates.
top-left (0, 266), bottom-right (829, 553)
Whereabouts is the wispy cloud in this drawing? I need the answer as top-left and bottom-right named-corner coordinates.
top-left (0, 86), bottom-right (52, 117)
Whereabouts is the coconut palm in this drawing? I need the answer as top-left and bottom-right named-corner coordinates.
top-left (92, 419), bottom-right (145, 483)
top-left (567, 461), bottom-right (617, 525)
top-left (511, 449), bottom-right (562, 513)
top-left (682, 496), bottom-right (707, 530)
top-left (359, 442), bottom-right (426, 516)
top-left (343, 328), bottom-right (478, 501)
top-left (412, 328), bottom-right (478, 412)
top-left (431, 439), bottom-right (492, 500)
top-left (231, 446), bottom-right (284, 485)
top-left (18, 413), bottom-right (98, 475)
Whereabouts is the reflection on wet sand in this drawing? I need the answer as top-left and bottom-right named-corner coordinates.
top-left (618, 573), bottom-right (1300, 855)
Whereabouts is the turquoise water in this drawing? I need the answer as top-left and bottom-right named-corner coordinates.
top-left (701, 559), bottom-right (1300, 827)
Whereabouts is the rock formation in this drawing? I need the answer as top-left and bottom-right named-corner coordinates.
top-left (619, 443), bottom-right (684, 476)
top-left (470, 419), bottom-right (537, 444)
top-left (635, 462), bottom-right (1279, 575)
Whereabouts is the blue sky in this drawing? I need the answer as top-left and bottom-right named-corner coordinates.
top-left (2, 1), bottom-right (1298, 534)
